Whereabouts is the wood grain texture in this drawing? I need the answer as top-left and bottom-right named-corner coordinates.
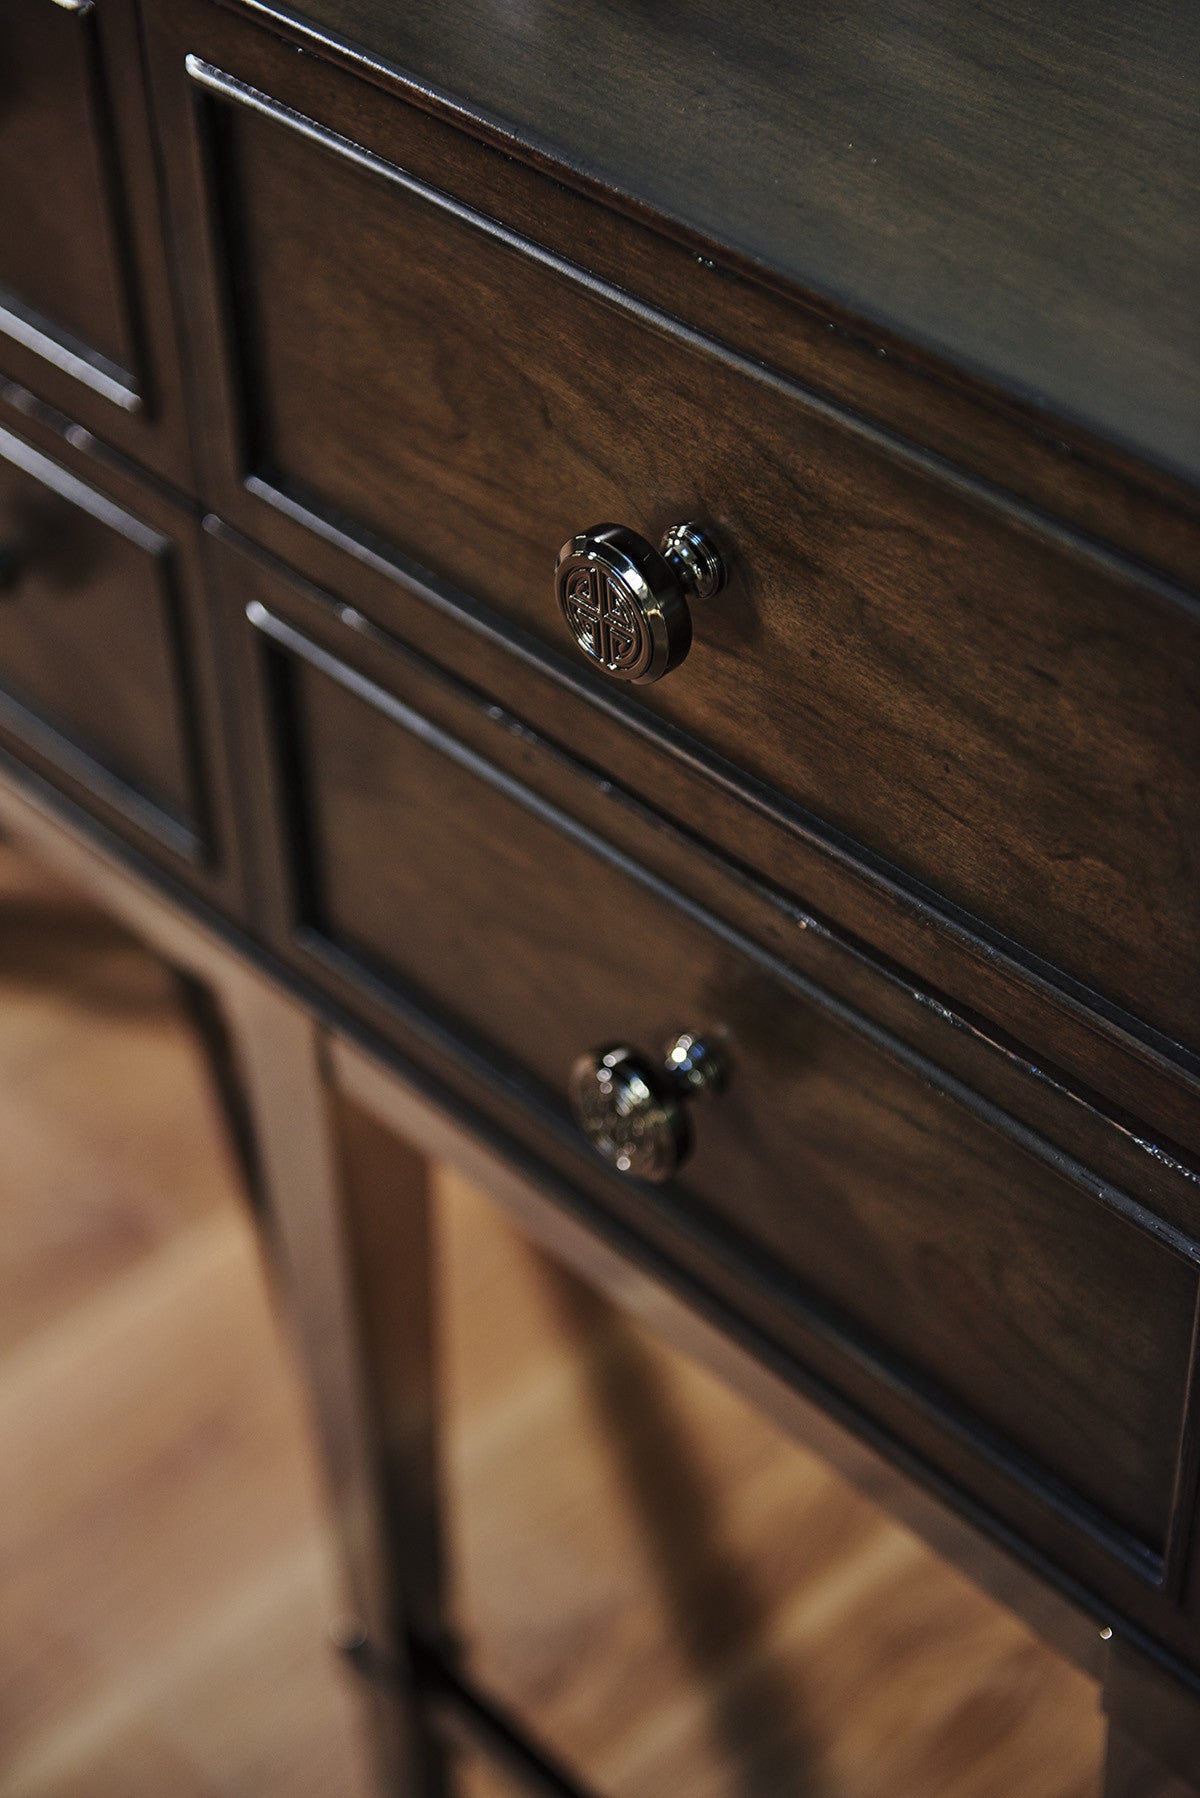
top-left (218, 534), bottom-right (1200, 1664)
top-left (273, 643), bottom-right (1198, 1561)
top-left (143, 0), bottom-right (1200, 589)
top-left (0, 849), bottom-right (376, 1798)
top-left (211, 509), bottom-right (1200, 1177)
top-left (203, 91), bottom-right (1200, 1059)
top-left (224, 0), bottom-right (1200, 491)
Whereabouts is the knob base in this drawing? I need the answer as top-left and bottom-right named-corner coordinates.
top-left (569, 1035), bottom-right (724, 1182)
top-left (660, 524), bottom-right (724, 601)
top-left (663, 1031), bottom-right (724, 1096)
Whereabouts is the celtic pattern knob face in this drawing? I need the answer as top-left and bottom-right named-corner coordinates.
top-left (555, 522), bottom-right (723, 685)
top-left (568, 1035), bottom-right (724, 1182)
top-left (560, 563), bottom-right (648, 676)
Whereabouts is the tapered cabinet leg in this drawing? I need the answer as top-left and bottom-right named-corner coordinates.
top-left (1103, 1637), bottom-right (1200, 1798)
top-left (221, 980), bottom-right (449, 1798)
top-left (1104, 1727), bottom-right (1200, 1798)
top-left (171, 967), bottom-right (264, 1216)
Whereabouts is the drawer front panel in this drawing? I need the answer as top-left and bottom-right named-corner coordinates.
top-left (242, 584), bottom-right (1198, 1576)
top-left (185, 62), bottom-right (1199, 1061)
top-left (0, 426), bottom-right (240, 905)
top-left (0, 0), bottom-right (133, 382)
top-left (0, 0), bottom-right (190, 477)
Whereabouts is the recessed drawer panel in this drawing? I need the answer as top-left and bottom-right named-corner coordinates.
top-left (0, 425), bottom-right (241, 908)
top-left (235, 571), bottom-right (1199, 1590)
top-left (172, 50), bottom-right (1200, 1064)
top-left (0, 1), bottom-right (133, 383)
top-left (0, 0), bottom-right (189, 477)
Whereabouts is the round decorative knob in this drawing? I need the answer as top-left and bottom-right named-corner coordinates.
top-left (568, 1032), bottom-right (724, 1182)
top-left (555, 521), bottom-right (724, 684)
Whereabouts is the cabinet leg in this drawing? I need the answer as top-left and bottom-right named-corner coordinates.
top-left (1104, 1727), bottom-right (1200, 1797)
top-left (1103, 1634), bottom-right (1200, 1798)
top-left (220, 980), bottom-right (449, 1797)
top-left (172, 967), bottom-right (264, 1216)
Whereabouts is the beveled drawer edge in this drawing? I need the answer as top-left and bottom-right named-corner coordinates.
top-left (247, 594), bottom-right (1200, 1274)
top-left (186, 56), bottom-right (1200, 621)
top-left (246, 586), bottom-right (1200, 1593)
top-left (210, 495), bottom-right (1200, 1154)
top-left (214, 514), bottom-right (1200, 1209)
top-left (0, 426), bottom-right (208, 861)
top-left (212, 0), bottom-right (1200, 582)
top-left (0, 290), bottom-right (141, 414)
top-left (330, 1021), bottom-right (1112, 1678)
top-left (182, 62), bottom-right (1200, 1102)
top-left (301, 901), bottom-right (1181, 1594)
top-left (0, 697), bottom-right (202, 864)
top-left (0, 423), bottom-right (165, 553)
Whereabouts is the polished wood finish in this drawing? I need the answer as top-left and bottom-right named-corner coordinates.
top-left (0, 4), bottom-right (136, 391)
top-left (1105, 1637), bottom-right (1200, 1795)
top-left (144, 0), bottom-right (1200, 593)
top-left (219, 983), bottom-right (439, 1796)
top-left (317, 1028), bottom-right (1107, 1796)
top-left (178, 62), bottom-right (1200, 1066)
top-left (0, 0), bottom-right (191, 481)
top-left (329, 1031), bottom-right (1108, 1687)
top-left (0, 428), bottom-right (196, 846)
top-left (218, 540), bottom-right (1200, 1651)
top-left (232, 0), bottom-right (1200, 499)
top-left (137, 2), bottom-right (1200, 1168)
top-left (8, 0), bottom-right (1200, 1786)
top-left (267, 607), bottom-right (1195, 1555)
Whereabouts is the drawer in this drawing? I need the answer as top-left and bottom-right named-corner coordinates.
top-left (0, 424), bottom-right (242, 911)
top-left (219, 530), bottom-right (1200, 1638)
top-left (0, 0), bottom-right (189, 479)
top-left (147, 17), bottom-right (1200, 1075)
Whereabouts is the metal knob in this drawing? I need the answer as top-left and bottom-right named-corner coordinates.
top-left (555, 521), bottom-right (724, 684)
top-left (568, 1032), bottom-right (724, 1182)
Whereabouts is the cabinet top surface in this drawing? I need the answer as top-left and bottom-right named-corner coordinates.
top-left (236, 0), bottom-right (1200, 490)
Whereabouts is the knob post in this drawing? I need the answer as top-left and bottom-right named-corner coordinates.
top-left (659, 524), bottom-right (724, 601)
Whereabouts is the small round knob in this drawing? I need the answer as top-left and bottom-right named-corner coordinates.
top-left (568, 1032), bottom-right (724, 1182)
top-left (555, 521), bottom-right (724, 684)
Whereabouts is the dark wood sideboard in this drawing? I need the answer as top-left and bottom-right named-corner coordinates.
top-left (1, 1), bottom-right (1198, 1790)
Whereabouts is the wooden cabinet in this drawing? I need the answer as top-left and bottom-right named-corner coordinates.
top-left (215, 525), bottom-right (1200, 1596)
top-left (4, 0), bottom-right (1200, 1790)
top-left (141, 0), bottom-right (1200, 1164)
top-left (145, 47), bottom-right (1200, 1064)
